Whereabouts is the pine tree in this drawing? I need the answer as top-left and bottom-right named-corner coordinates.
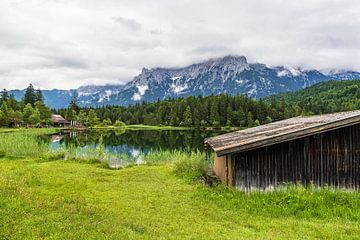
top-left (0, 101), bottom-right (8, 117)
top-left (0, 102), bottom-right (9, 127)
top-left (66, 109), bottom-right (77, 121)
top-left (183, 105), bottom-right (193, 126)
top-left (210, 99), bottom-right (220, 126)
top-left (87, 109), bottom-right (99, 126)
top-left (29, 109), bottom-right (41, 126)
top-left (78, 110), bottom-right (88, 126)
top-left (246, 112), bottom-right (254, 127)
top-left (7, 94), bottom-right (18, 111)
top-left (69, 95), bottom-right (80, 113)
top-left (0, 89), bottom-right (9, 104)
top-left (23, 103), bottom-right (34, 123)
top-left (34, 101), bottom-right (51, 123)
top-left (226, 105), bottom-right (234, 126)
top-left (23, 84), bottom-right (37, 106)
top-left (35, 89), bottom-right (44, 103)
top-left (0, 110), bottom-right (8, 127)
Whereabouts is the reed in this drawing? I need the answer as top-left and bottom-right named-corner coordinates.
top-left (0, 129), bottom-right (56, 157)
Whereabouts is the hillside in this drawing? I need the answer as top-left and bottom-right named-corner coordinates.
top-left (267, 80), bottom-right (360, 114)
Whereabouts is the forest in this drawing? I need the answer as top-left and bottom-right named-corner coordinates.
top-left (56, 94), bottom-right (306, 128)
top-left (0, 84), bottom-right (52, 127)
top-left (269, 80), bottom-right (360, 114)
top-left (57, 79), bottom-right (360, 127)
top-left (2, 79), bottom-right (360, 128)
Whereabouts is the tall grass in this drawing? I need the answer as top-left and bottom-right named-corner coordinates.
top-left (198, 183), bottom-right (360, 221)
top-left (0, 128), bottom-right (210, 176)
top-left (0, 129), bottom-right (56, 157)
top-left (173, 150), bottom-right (208, 179)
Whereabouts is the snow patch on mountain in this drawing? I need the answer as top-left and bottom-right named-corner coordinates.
top-left (171, 83), bottom-right (188, 94)
top-left (132, 85), bottom-right (149, 101)
top-left (286, 66), bottom-right (301, 76)
top-left (277, 70), bottom-right (289, 77)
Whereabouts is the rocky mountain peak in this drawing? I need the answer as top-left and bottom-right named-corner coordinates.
top-left (9, 55), bottom-right (360, 108)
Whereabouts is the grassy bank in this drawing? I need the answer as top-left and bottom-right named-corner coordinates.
top-left (0, 158), bottom-right (359, 239)
top-left (0, 129), bottom-right (360, 239)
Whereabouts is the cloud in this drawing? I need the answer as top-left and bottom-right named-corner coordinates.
top-left (112, 16), bottom-right (142, 31)
top-left (0, 0), bottom-right (359, 90)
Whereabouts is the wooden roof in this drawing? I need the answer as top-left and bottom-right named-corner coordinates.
top-left (205, 110), bottom-right (360, 156)
top-left (51, 114), bottom-right (69, 124)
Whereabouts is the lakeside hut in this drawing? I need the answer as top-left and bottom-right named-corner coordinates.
top-left (51, 114), bottom-right (70, 127)
top-left (205, 110), bottom-right (360, 191)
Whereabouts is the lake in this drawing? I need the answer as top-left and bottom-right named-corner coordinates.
top-left (40, 129), bottom-right (225, 168)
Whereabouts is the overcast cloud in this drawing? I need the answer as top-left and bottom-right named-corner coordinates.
top-left (0, 0), bottom-right (359, 90)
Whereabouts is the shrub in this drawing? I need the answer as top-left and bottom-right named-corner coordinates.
top-left (173, 151), bottom-right (208, 180)
top-left (114, 120), bottom-right (126, 128)
top-left (102, 118), bottom-right (112, 126)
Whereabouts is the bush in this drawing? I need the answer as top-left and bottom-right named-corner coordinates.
top-left (173, 151), bottom-right (208, 180)
top-left (102, 118), bottom-right (112, 126)
top-left (0, 150), bottom-right (6, 158)
top-left (114, 120), bottom-right (126, 128)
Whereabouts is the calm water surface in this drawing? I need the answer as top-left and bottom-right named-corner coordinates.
top-left (41, 129), bottom-right (225, 167)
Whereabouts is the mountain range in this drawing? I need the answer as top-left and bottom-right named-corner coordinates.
top-left (9, 55), bottom-right (360, 109)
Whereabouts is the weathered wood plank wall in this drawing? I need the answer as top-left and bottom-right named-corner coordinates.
top-left (232, 123), bottom-right (360, 191)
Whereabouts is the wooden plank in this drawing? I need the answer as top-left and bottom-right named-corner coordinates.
top-left (230, 122), bottom-right (360, 191)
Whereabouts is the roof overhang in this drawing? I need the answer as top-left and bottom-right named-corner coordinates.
top-left (205, 111), bottom-right (360, 157)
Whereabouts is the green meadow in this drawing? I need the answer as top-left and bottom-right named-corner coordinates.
top-left (0, 129), bottom-right (359, 239)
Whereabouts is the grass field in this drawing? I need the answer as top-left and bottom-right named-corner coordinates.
top-left (0, 129), bottom-right (360, 239)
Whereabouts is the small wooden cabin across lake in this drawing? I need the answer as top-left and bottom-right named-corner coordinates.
top-left (205, 110), bottom-right (360, 191)
top-left (51, 114), bottom-right (69, 127)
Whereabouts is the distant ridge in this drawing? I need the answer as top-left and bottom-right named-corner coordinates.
top-left (9, 55), bottom-right (360, 108)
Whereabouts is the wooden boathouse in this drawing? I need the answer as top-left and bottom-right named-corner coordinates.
top-left (51, 114), bottom-right (70, 127)
top-left (205, 110), bottom-right (360, 191)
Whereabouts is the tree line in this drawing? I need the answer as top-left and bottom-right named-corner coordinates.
top-left (267, 80), bottom-right (360, 115)
top-left (56, 94), bottom-right (307, 128)
top-left (7, 80), bottom-right (357, 129)
top-left (0, 84), bottom-right (52, 127)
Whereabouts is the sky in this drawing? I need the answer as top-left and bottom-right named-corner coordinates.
top-left (0, 0), bottom-right (359, 90)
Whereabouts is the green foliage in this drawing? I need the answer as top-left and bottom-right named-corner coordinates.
top-left (0, 129), bottom-right (55, 157)
top-left (0, 86), bottom-right (51, 127)
top-left (173, 151), bottom-right (208, 180)
top-left (0, 150), bottom-right (5, 158)
top-left (23, 84), bottom-right (37, 106)
top-left (56, 94), bottom-right (301, 128)
top-left (78, 110), bottom-right (88, 126)
top-left (0, 110), bottom-right (8, 127)
top-left (69, 95), bottom-right (80, 113)
top-left (87, 109), bottom-right (100, 126)
top-left (268, 80), bottom-right (360, 114)
top-left (114, 120), bottom-right (126, 128)
top-left (28, 109), bottom-right (41, 125)
top-left (66, 108), bottom-right (77, 121)
top-left (22, 103), bottom-right (34, 123)
top-left (96, 135), bottom-right (105, 161)
top-left (265, 116), bottom-right (273, 123)
top-left (183, 105), bottom-right (193, 126)
top-left (0, 89), bottom-right (9, 104)
top-left (102, 118), bottom-right (112, 126)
